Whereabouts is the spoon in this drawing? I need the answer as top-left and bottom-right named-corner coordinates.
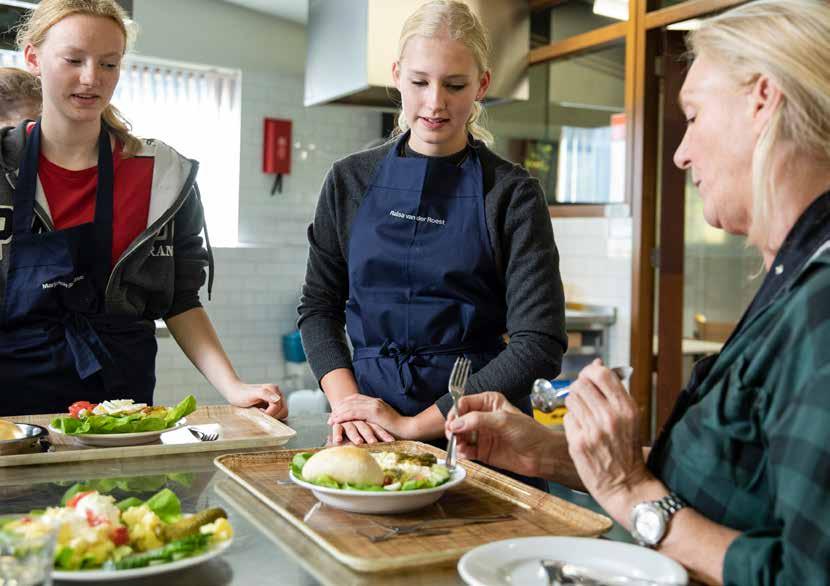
top-left (531, 366), bottom-right (633, 413)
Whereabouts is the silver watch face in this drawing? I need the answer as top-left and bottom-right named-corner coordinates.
top-left (634, 505), bottom-right (665, 544)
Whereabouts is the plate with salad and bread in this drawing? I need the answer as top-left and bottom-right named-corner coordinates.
top-left (47, 396), bottom-right (197, 447)
top-left (0, 487), bottom-right (233, 582)
top-left (288, 445), bottom-right (465, 514)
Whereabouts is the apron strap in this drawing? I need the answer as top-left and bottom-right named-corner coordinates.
top-left (353, 339), bottom-right (504, 396)
top-left (12, 119), bottom-right (115, 294)
top-left (92, 123), bottom-right (115, 293)
top-left (11, 120), bottom-right (41, 234)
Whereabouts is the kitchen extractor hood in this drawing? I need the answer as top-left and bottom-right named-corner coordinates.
top-left (304, 0), bottom-right (529, 108)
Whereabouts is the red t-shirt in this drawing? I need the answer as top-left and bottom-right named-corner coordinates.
top-left (36, 137), bottom-right (154, 267)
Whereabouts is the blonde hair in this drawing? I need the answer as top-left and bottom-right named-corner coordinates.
top-left (394, 0), bottom-right (493, 146)
top-left (687, 0), bottom-right (830, 249)
top-left (16, 0), bottom-right (142, 156)
top-left (0, 67), bottom-right (42, 127)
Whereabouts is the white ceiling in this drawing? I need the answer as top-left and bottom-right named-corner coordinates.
top-left (223, 0), bottom-right (308, 24)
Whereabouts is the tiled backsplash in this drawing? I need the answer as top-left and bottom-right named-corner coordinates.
top-left (152, 72), bottom-right (380, 407)
top-left (553, 216), bottom-right (633, 369)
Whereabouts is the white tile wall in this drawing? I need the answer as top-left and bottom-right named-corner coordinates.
top-left (553, 217), bottom-right (633, 369)
top-left (153, 73), bottom-right (380, 407)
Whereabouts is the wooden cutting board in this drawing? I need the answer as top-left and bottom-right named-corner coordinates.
top-left (0, 405), bottom-right (295, 467)
top-left (214, 441), bottom-right (612, 572)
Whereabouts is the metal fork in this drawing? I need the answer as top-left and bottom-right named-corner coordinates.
top-left (189, 427), bottom-right (218, 442)
top-left (445, 355), bottom-right (471, 472)
top-left (541, 560), bottom-right (682, 586)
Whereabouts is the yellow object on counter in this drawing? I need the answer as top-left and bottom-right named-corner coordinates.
top-left (0, 419), bottom-right (24, 440)
top-left (533, 407), bottom-right (567, 427)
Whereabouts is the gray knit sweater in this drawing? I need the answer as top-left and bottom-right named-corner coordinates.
top-left (297, 138), bottom-right (567, 417)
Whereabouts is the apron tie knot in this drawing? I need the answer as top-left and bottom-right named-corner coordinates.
top-left (379, 339), bottom-right (419, 395)
top-left (60, 312), bottom-right (109, 381)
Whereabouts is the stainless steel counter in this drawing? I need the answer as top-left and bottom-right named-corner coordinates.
top-left (0, 415), bottom-right (628, 586)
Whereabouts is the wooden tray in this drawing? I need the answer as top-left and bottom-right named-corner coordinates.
top-left (0, 405), bottom-right (295, 467)
top-left (214, 441), bottom-right (612, 572)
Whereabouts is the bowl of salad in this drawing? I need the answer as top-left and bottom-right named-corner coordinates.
top-left (0, 488), bottom-right (233, 581)
top-left (48, 396), bottom-right (197, 447)
top-left (289, 446), bottom-right (465, 514)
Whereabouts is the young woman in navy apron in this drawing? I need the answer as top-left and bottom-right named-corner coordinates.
top-left (299, 1), bottom-right (567, 488)
top-left (0, 0), bottom-right (286, 418)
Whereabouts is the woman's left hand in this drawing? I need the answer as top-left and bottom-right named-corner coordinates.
top-left (224, 382), bottom-right (288, 420)
top-left (328, 395), bottom-right (412, 440)
top-left (563, 359), bottom-right (660, 524)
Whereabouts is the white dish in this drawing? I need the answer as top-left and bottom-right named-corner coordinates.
top-left (288, 461), bottom-right (466, 514)
top-left (48, 418), bottom-right (188, 447)
top-left (52, 537), bottom-right (231, 582)
top-left (458, 536), bottom-right (688, 586)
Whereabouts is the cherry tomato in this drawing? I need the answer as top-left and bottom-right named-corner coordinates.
top-left (68, 401), bottom-right (97, 418)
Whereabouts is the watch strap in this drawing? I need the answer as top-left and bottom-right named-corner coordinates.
top-left (655, 492), bottom-right (687, 517)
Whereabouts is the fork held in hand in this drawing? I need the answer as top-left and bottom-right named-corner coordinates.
top-left (446, 355), bottom-right (471, 471)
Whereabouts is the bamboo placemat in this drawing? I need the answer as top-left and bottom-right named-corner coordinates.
top-left (0, 405), bottom-right (295, 467)
top-left (214, 441), bottom-right (612, 572)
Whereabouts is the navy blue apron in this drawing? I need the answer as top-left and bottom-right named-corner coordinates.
top-left (0, 120), bottom-right (156, 416)
top-left (347, 132), bottom-right (543, 489)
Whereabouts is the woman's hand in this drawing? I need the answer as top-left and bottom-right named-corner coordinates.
top-left (329, 420), bottom-right (395, 445)
top-left (563, 359), bottom-right (659, 523)
top-left (223, 382), bottom-right (288, 420)
top-left (446, 392), bottom-right (555, 478)
top-left (328, 395), bottom-right (413, 440)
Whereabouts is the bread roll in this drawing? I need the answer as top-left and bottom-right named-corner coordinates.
top-left (302, 446), bottom-right (384, 486)
top-left (0, 420), bottom-right (23, 441)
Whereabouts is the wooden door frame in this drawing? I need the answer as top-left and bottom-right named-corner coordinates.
top-left (528, 0), bottom-right (749, 441)
top-left (654, 30), bottom-right (689, 436)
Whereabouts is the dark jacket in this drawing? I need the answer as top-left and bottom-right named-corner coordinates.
top-left (298, 138), bottom-right (567, 416)
top-left (0, 121), bottom-right (211, 321)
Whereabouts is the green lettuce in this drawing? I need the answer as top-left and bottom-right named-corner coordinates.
top-left (145, 489), bottom-right (181, 523)
top-left (50, 396), bottom-right (197, 435)
top-left (291, 453), bottom-right (312, 479)
top-left (163, 395), bottom-right (196, 427)
top-left (58, 474), bottom-right (195, 506)
top-left (115, 497), bottom-right (143, 512)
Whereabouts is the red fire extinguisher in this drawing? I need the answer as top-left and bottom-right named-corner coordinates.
top-left (263, 118), bottom-right (291, 195)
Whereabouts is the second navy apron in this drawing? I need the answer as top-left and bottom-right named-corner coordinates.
top-left (346, 132), bottom-right (542, 488)
top-left (0, 120), bottom-right (156, 416)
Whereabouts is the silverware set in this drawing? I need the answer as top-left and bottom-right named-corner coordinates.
top-left (359, 514), bottom-right (513, 543)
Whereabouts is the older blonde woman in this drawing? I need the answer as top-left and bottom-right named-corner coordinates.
top-left (446, 1), bottom-right (830, 584)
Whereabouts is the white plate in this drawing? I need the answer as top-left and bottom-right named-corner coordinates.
top-left (52, 537), bottom-right (232, 582)
top-left (289, 461), bottom-right (466, 514)
top-left (458, 536), bottom-right (688, 586)
top-left (48, 418), bottom-right (188, 447)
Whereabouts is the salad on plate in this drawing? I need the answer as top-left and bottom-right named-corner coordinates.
top-left (291, 446), bottom-right (452, 492)
top-left (0, 488), bottom-right (232, 572)
top-left (49, 396), bottom-right (197, 436)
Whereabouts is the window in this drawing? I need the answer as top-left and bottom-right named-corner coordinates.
top-left (0, 50), bottom-right (242, 245)
top-left (112, 60), bottom-right (241, 245)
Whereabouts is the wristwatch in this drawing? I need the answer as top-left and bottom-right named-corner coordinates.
top-left (629, 492), bottom-right (687, 547)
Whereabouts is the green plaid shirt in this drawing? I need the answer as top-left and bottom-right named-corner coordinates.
top-left (649, 239), bottom-right (830, 585)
